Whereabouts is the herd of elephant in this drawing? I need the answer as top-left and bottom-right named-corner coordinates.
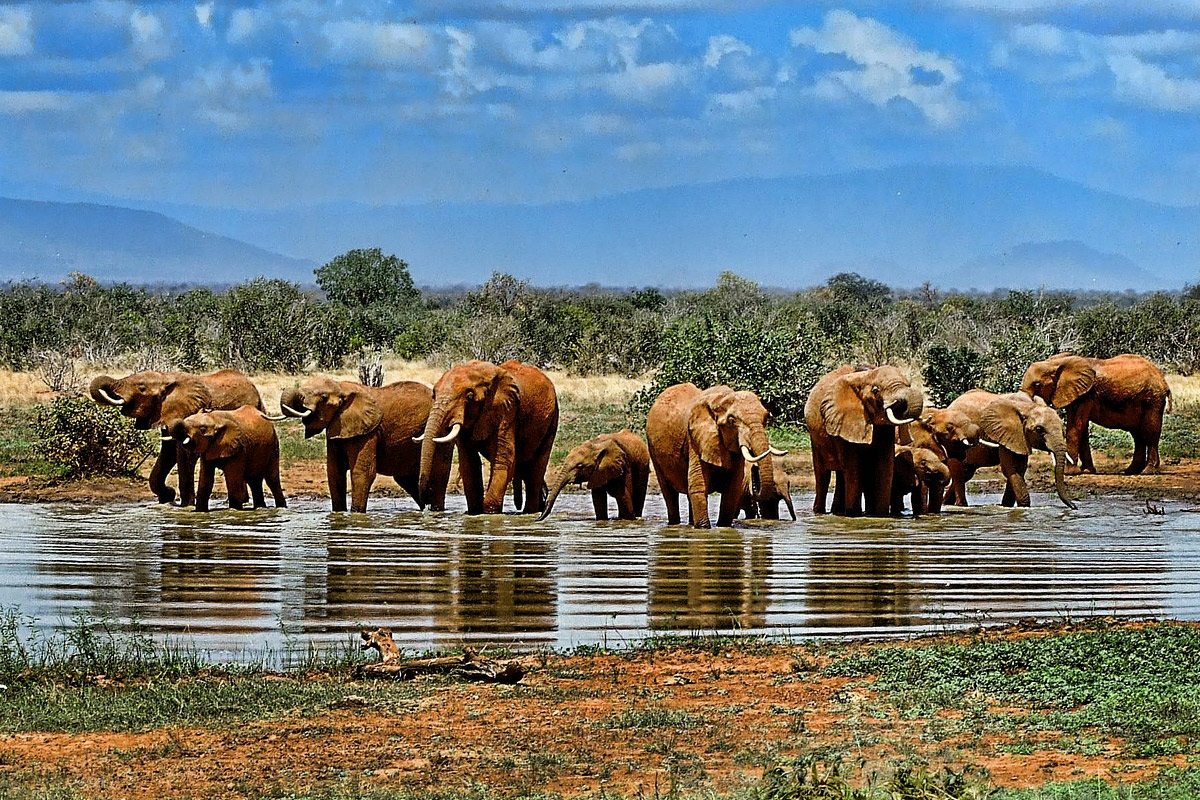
top-left (87, 353), bottom-right (1173, 526)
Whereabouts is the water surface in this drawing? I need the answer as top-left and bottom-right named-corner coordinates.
top-left (1, 494), bottom-right (1197, 658)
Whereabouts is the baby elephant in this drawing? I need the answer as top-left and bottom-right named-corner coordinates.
top-left (740, 455), bottom-right (797, 520)
top-left (891, 446), bottom-right (950, 518)
top-left (538, 430), bottom-right (650, 521)
top-left (169, 406), bottom-right (286, 512)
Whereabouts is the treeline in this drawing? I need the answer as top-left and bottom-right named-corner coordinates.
top-left (2, 249), bottom-right (1199, 424)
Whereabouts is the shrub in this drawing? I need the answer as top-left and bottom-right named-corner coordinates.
top-left (33, 395), bottom-right (155, 478)
top-left (922, 344), bottom-right (986, 407)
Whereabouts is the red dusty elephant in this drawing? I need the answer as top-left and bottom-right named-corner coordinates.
top-left (891, 445), bottom-right (950, 518)
top-left (417, 360), bottom-right (559, 515)
top-left (279, 377), bottom-right (452, 513)
top-left (646, 384), bottom-right (788, 529)
top-left (804, 365), bottom-right (924, 517)
top-left (1021, 353), bottom-right (1171, 475)
top-left (538, 429), bottom-right (650, 521)
top-left (90, 369), bottom-right (263, 506)
top-left (740, 456), bottom-right (797, 521)
top-left (168, 406), bottom-right (286, 512)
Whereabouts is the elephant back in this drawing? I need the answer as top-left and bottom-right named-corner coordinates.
top-left (202, 370), bottom-right (264, 412)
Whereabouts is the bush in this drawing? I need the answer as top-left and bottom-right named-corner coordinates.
top-left (922, 344), bottom-right (985, 407)
top-left (33, 395), bottom-right (155, 478)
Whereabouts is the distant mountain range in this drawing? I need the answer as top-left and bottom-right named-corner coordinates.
top-left (3, 164), bottom-right (1198, 290)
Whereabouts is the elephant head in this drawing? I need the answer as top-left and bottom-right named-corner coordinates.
top-left (905, 407), bottom-right (988, 458)
top-left (1021, 354), bottom-right (1096, 408)
top-left (538, 434), bottom-right (628, 521)
top-left (90, 371), bottom-right (212, 430)
top-left (981, 393), bottom-right (1077, 509)
top-left (417, 360), bottom-right (518, 502)
top-left (691, 386), bottom-right (787, 494)
top-left (168, 412), bottom-right (242, 461)
top-left (279, 377), bottom-right (382, 440)
top-left (898, 446), bottom-right (951, 487)
top-left (819, 365), bottom-right (925, 444)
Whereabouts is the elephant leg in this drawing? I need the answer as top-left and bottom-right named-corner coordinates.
top-left (1000, 452), bottom-right (1030, 507)
top-left (426, 444), bottom-right (454, 512)
top-left (224, 463), bottom-right (248, 510)
top-left (1143, 402), bottom-right (1165, 471)
top-left (267, 464), bottom-right (286, 509)
top-left (347, 440), bottom-right (378, 513)
top-left (176, 449), bottom-right (197, 507)
top-left (911, 485), bottom-right (926, 518)
top-left (760, 497), bottom-right (780, 520)
top-left (813, 467), bottom-right (831, 515)
top-left (524, 441), bottom-right (554, 516)
top-left (459, 446), bottom-right (486, 515)
top-left (946, 459), bottom-right (969, 507)
top-left (328, 446), bottom-right (349, 513)
top-left (686, 457), bottom-right (711, 529)
top-left (662, 485), bottom-right (681, 525)
top-left (832, 471), bottom-right (846, 514)
top-left (926, 481), bottom-right (944, 514)
top-left (149, 442), bottom-right (178, 504)
top-left (716, 470), bottom-right (745, 528)
top-left (1068, 406), bottom-right (1096, 474)
top-left (194, 461), bottom-right (215, 513)
top-left (614, 472), bottom-right (636, 520)
top-left (840, 453), bottom-right (863, 517)
top-left (250, 478), bottom-right (266, 509)
top-left (1126, 427), bottom-right (1148, 475)
top-left (591, 488), bottom-right (609, 521)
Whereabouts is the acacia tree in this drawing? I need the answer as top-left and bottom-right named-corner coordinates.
top-left (315, 248), bottom-right (422, 349)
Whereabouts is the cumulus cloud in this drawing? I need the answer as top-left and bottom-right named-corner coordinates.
top-left (1108, 52), bottom-right (1200, 111)
top-left (0, 89), bottom-right (71, 114)
top-left (188, 59), bottom-right (273, 131)
top-left (790, 10), bottom-right (966, 127)
top-left (0, 6), bottom-right (34, 56)
top-left (130, 8), bottom-right (169, 62)
top-left (195, 3), bottom-right (213, 29)
top-left (227, 8), bottom-right (267, 44)
top-left (322, 19), bottom-right (439, 67)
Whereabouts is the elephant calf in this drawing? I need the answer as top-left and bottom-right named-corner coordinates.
top-left (891, 446), bottom-right (950, 517)
top-left (740, 456), bottom-right (797, 521)
top-left (169, 406), bottom-right (286, 512)
top-left (538, 430), bottom-right (650, 521)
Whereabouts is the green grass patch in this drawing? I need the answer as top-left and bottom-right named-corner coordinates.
top-left (0, 405), bottom-right (67, 478)
top-left (598, 706), bottom-right (706, 731)
top-left (998, 768), bottom-right (1200, 799)
top-left (825, 622), bottom-right (1200, 757)
top-left (277, 424), bottom-right (328, 466)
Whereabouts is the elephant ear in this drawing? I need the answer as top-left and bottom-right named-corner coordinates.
top-left (328, 388), bottom-right (383, 439)
top-left (159, 377), bottom-right (213, 426)
top-left (588, 443), bottom-right (627, 491)
top-left (821, 376), bottom-right (872, 445)
top-left (207, 420), bottom-right (242, 461)
top-left (1051, 358), bottom-right (1096, 407)
top-left (980, 399), bottom-right (1031, 455)
top-left (689, 389), bottom-right (735, 469)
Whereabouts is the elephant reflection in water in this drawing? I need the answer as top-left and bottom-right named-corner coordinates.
top-left (806, 545), bottom-right (916, 629)
top-left (648, 530), bottom-right (770, 631)
top-left (160, 528), bottom-right (278, 621)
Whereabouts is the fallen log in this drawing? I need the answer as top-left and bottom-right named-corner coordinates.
top-left (357, 628), bottom-right (525, 684)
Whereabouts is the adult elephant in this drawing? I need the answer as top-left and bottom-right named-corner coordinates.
top-left (538, 430), bottom-right (650, 521)
top-left (89, 369), bottom-right (263, 505)
top-left (417, 360), bottom-right (558, 515)
top-left (805, 365), bottom-right (924, 516)
top-left (169, 406), bottom-right (285, 512)
top-left (279, 378), bottom-right (452, 513)
top-left (646, 384), bottom-right (787, 529)
top-left (740, 455), bottom-right (797, 521)
top-left (945, 390), bottom-right (1077, 510)
top-left (1021, 353), bottom-right (1171, 475)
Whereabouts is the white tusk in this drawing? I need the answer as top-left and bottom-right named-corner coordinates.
top-left (281, 403), bottom-right (311, 418)
top-left (885, 407), bottom-right (915, 425)
top-left (980, 439), bottom-right (1001, 448)
top-left (740, 445), bottom-right (770, 463)
top-left (768, 446), bottom-right (789, 456)
top-left (412, 433), bottom-right (426, 442)
top-left (961, 438), bottom-right (971, 446)
top-left (181, 436), bottom-right (191, 446)
top-left (432, 423), bottom-right (461, 444)
top-left (261, 413), bottom-right (287, 422)
top-left (1051, 452), bottom-right (1057, 468)
top-left (1066, 453), bottom-right (1076, 466)
top-left (160, 435), bottom-right (174, 442)
top-left (98, 388), bottom-right (126, 405)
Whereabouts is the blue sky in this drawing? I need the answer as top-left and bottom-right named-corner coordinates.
top-left (2, 0), bottom-right (1199, 211)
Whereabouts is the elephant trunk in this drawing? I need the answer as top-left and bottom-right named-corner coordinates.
top-left (279, 388), bottom-right (311, 418)
top-left (537, 464), bottom-right (575, 522)
top-left (89, 376), bottom-right (125, 406)
top-left (418, 403), bottom-right (453, 508)
top-left (1052, 450), bottom-right (1077, 510)
top-left (743, 427), bottom-right (778, 503)
top-left (750, 464), bottom-right (762, 499)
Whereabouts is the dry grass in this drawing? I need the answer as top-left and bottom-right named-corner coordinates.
top-left (1168, 374), bottom-right (1200, 413)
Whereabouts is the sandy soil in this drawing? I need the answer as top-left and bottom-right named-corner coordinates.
top-left (1, 623), bottom-right (1189, 799)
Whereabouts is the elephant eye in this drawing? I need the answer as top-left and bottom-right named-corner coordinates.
top-left (466, 390), bottom-right (477, 402)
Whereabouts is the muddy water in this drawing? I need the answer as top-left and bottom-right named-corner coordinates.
top-left (1, 493), bottom-right (1198, 658)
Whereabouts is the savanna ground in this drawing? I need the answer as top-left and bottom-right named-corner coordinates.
top-left (1, 365), bottom-right (1199, 799)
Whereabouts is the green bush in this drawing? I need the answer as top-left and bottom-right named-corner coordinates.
top-left (33, 395), bottom-right (155, 478)
top-left (922, 344), bottom-right (986, 407)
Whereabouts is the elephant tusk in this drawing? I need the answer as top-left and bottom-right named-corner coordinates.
top-left (412, 433), bottom-right (426, 442)
top-left (281, 403), bottom-right (311, 418)
top-left (768, 446), bottom-right (789, 456)
top-left (433, 423), bottom-right (461, 444)
top-left (979, 438), bottom-right (1001, 448)
top-left (885, 406), bottom-right (915, 426)
top-left (961, 438), bottom-right (972, 446)
top-left (160, 435), bottom-right (174, 442)
top-left (741, 445), bottom-right (770, 463)
top-left (1051, 452), bottom-right (1057, 468)
top-left (1066, 453), bottom-right (1077, 466)
top-left (181, 436), bottom-right (191, 446)
top-left (98, 388), bottom-right (126, 405)
top-left (260, 413), bottom-right (288, 422)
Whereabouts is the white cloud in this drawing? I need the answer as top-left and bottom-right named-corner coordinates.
top-left (228, 8), bottom-right (266, 43)
top-left (790, 10), bottom-right (966, 127)
top-left (602, 60), bottom-right (690, 103)
top-left (1108, 52), bottom-right (1200, 111)
top-left (0, 90), bottom-right (72, 114)
top-left (322, 19), bottom-right (438, 66)
top-left (703, 34), bottom-right (751, 69)
top-left (0, 6), bottom-right (33, 57)
top-left (130, 8), bottom-right (169, 62)
top-left (195, 3), bottom-right (213, 29)
top-left (188, 60), bottom-right (273, 131)
top-left (706, 85), bottom-right (776, 117)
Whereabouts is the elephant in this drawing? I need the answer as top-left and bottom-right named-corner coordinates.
top-left (168, 406), bottom-right (286, 512)
top-left (804, 365), bottom-right (924, 517)
top-left (900, 407), bottom-right (986, 461)
top-left (537, 430), bottom-right (650, 521)
top-left (646, 383), bottom-right (788, 529)
top-left (891, 445), bottom-right (950, 517)
top-left (740, 456), bottom-right (797, 521)
top-left (1021, 353), bottom-right (1172, 475)
top-left (89, 369), bottom-right (263, 506)
top-left (944, 389), bottom-right (1077, 510)
top-left (279, 377), bottom-right (452, 513)
top-left (417, 360), bottom-right (559, 515)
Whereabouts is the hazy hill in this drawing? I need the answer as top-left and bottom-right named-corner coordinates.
top-left (0, 198), bottom-right (313, 284)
